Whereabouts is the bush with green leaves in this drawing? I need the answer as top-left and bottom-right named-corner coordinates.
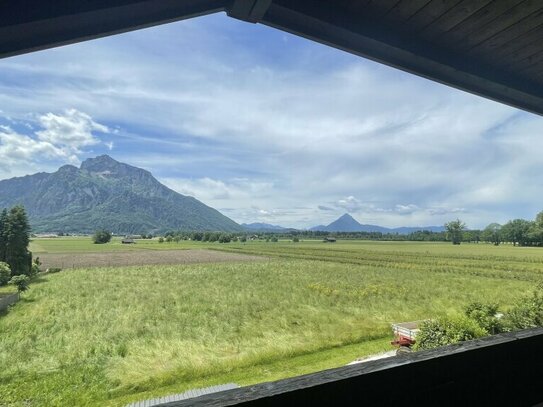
top-left (158, 237), bottom-right (164, 243)
top-left (0, 262), bottom-right (11, 286)
top-left (271, 236), bottom-right (278, 242)
top-left (218, 234), bottom-right (231, 243)
top-left (92, 230), bottom-right (112, 244)
top-left (292, 236), bottom-right (299, 242)
top-left (503, 285), bottom-right (543, 330)
top-left (464, 302), bottom-right (504, 335)
top-left (9, 275), bottom-right (29, 293)
top-left (46, 268), bottom-right (62, 274)
top-left (30, 257), bottom-right (42, 277)
top-left (414, 316), bottom-right (486, 351)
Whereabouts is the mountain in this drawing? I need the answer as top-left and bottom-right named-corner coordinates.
top-left (390, 226), bottom-right (445, 234)
top-left (311, 213), bottom-right (390, 233)
top-left (0, 155), bottom-right (242, 234)
top-left (311, 213), bottom-right (445, 234)
top-left (242, 222), bottom-right (288, 231)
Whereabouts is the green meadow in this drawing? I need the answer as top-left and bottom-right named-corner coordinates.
top-left (1, 239), bottom-right (542, 406)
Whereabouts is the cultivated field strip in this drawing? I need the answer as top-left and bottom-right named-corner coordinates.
top-left (213, 244), bottom-right (543, 282)
top-left (37, 249), bottom-right (266, 270)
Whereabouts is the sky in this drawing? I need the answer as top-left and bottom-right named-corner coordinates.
top-left (1, 13), bottom-right (542, 230)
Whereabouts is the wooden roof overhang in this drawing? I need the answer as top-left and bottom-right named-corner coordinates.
top-left (2, 1), bottom-right (543, 115)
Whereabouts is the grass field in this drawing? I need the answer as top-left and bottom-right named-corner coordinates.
top-left (1, 239), bottom-right (542, 406)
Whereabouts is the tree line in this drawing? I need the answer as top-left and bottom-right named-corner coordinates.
top-left (0, 206), bottom-right (32, 276)
top-left (0, 205), bottom-right (33, 291)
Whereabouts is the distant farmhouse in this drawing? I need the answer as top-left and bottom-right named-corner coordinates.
top-left (122, 237), bottom-right (136, 244)
top-left (323, 237), bottom-right (337, 243)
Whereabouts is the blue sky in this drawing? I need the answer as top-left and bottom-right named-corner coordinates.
top-left (1, 12), bottom-right (542, 229)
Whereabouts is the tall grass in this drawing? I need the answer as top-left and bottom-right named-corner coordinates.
top-left (1, 240), bottom-right (541, 405)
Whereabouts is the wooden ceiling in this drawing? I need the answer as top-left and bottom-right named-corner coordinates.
top-left (2, 0), bottom-right (543, 115)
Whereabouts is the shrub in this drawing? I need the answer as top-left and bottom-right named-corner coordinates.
top-left (240, 235), bottom-right (247, 243)
top-left (158, 237), bottom-right (164, 243)
top-left (92, 230), bottom-right (112, 244)
top-left (465, 302), bottom-right (504, 334)
top-left (0, 262), bottom-right (11, 286)
top-left (218, 234), bottom-right (231, 243)
top-left (9, 275), bottom-right (29, 293)
top-left (271, 236), bottom-right (278, 242)
top-left (503, 286), bottom-right (543, 330)
top-left (46, 268), bottom-right (62, 274)
top-left (292, 236), bottom-right (299, 242)
top-left (414, 316), bottom-right (486, 351)
top-left (30, 263), bottom-right (40, 277)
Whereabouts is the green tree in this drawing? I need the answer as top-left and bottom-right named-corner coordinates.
top-left (9, 274), bottom-right (29, 293)
top-left (502, 219), bottom-right (533, 246)
top-left (445, 219), bottom-right (466, 245)
top-left (482, 223), bottom-right (502, 245)
top-left (218, 233), bottom-right (231, 243)
top-left (4, 206), bottom-right (32, 275)
top-left (0, 262), bottom-right (10, 286)
top-left (528, 211), bottom-right (543, 246)
top-left (92, 230), bottom-right (112, 244)
top-left (0, 209), bottom-right (7, 262)
top-left (191, 232), bottom-right (203, 241)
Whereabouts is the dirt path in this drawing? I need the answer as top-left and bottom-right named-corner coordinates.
top-left (38, 249), bottom-right (266, 269)
top-left (347, 350), bottom-right (397, 365)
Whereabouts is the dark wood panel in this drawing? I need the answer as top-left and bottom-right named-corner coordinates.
top-left (477, 24), bottom-right (543, 69)
top-left (447, 0), bottom-right (542, 51)
top-left (335, 0), bottom-right (372, 15)
top-left (418, 0), bottom-right (492, 38)
top-left (407, 0), bottom-right (464, 30)
top-left (385, 0), bottom-right (432, 22)
top-left (440, 0), bottom-right (524, 47)
top-left (514, 48), bottom-right (543, 77)
top-left (466, 3), bottom-right (543, 51)
top-left (366, 0), bottom-right (403, 18)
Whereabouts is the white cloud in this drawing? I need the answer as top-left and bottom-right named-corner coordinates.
top-left (36, 108), bottom-right (108, 151)
top-left (0, 125), bottom-right (67, 162)
top-left (394, 204), bottom-right (419, 215)
top-left (0, 110), bottom-right (110, 176)
top-left (335, 196), bottom-right (363, 213)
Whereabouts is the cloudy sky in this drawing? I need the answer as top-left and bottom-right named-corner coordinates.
top-left (1, 13), bottom-right (542, 229)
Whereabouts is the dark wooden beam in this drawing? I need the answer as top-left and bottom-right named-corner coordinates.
top-left (0, 0), bottom-right (228, 59)
top-left (227, 0), bottom-right (273, 23)
top-left (157, 328), bottom-right (543, 406)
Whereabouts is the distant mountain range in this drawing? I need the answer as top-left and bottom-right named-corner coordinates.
top-left (0, 155), bottom-right (242, 234)
top-left (242, 222), bottom-right (289, 232)
top-left (310, 213), bottom-right (445, 234)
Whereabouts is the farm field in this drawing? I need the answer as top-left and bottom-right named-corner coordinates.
top-left (29, 236), bottom-right (201, 253)
top-left (35, 249), bottom-right (265, 270)
top-left (2, 239), bottom-right (542, 406)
